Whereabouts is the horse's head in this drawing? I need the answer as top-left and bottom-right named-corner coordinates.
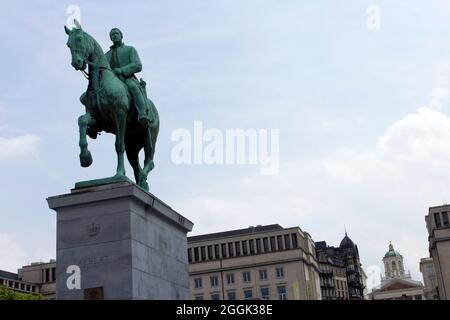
top-left (65, 20), bottom-right (91, 71)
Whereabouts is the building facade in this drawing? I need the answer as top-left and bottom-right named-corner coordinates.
top-left (371, 243), bottom-right (424, 300)
top-left (426, 204), bottom-right (450, 300)
top-left (316, 253), bottom-right (349, 299)
top-left (0, 260), bottom-right (56, 299)
top-left (18, 260), bottom-right (56, 299)
top-left (315, 233), bottom-right (366, 300)
top-left (420, 257), bottom-right (439, 300)
top-left (187, 224), bottom-right (321, 300)
top-left (0, 270), bottom-right (39, 295)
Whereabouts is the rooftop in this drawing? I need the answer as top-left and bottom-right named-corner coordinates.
top-left (188, 224), bottom-right (285, 242)
top-left (0, 270), bottom-right (18, 280)
top-left (383, 242), bottom-right (402, 259)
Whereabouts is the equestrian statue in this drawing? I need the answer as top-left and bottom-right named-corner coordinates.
top-left (64, 20), bottom-right (159, 191)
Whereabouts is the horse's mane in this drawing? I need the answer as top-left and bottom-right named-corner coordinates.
top-left (81, 30), bottom-right (111, 69)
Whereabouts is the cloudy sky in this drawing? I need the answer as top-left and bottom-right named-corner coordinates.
top-left (2, 0), bottom-right (450, 290)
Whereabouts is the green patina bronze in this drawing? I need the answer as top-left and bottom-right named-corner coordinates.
top-left (65, 20), bottom-right (159, 191)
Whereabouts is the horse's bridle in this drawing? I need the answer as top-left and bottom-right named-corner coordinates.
top-left (79, 58), bottom-right (110, 80)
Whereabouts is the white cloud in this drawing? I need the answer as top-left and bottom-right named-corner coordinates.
top-left (324, 107), bottom-right (450, 182)
top-left (0, 233), bottom-right (27, 273)
top-left (0, 134), bottom-right (40, 160)
top-left (429, 62), bottom-right (450, 111)
top-left (178, 168), bottom-right (320, 236)
top-left (0, 233), bottom-right (54, 273)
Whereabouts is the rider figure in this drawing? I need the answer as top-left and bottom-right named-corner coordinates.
top-left (106, 28), bottom-right (152, 128)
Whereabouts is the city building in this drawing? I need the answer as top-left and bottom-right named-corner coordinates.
top-left (0, 270), bottom-right (39, 295)
top-left (0, 260), bottom-right (56, 299)
top-left (187, 224), bottom-right (321, 300)
top-left (425, 204), bottom-right (450, 300)
top-left (315, 253), bottom-right (349, 299)
top-left (315, 232), bottom-right (366, 299)
top-left (420, 257), bottom-right (439, 300)
top-left (371, 243), bottom-right (424, 300)
top-left (18, 260), bottom-right (56, 299)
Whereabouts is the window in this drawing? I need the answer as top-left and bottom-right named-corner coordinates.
top-left (263, 238), bottom-right (269, 252)
top-left (211, 293), bottom-right (220, 300)
top-left (195, 295), bottom-right (204, 300)
top-left (194, 278), bottom-right (202, 289)
top-left (442, 212), bottom-right (449, 226)
top-left (45, 268), bottom-right (50, 282)
top-left (194, 247), bottom-right (199, 261)
top-left (435, 212), bottom-right (442, 228)
top-left (291, 234), bottom-right (298, 248)
top-left (188, 248), bottom-right (192, 262)
top-left (214, 244), bottom-right (220, 259)
top-left (260, 287), bottom-right (270, 300)
top-left (210, 276), bottom-right (219, 287)
top-left (427, 265), bottom-right (435, 277)
top-left (276, 286), bottom-right (286, 300)
top-left (244, 290), bottom-right (253, 300)
top-left (226, 273), bottom-right (235, 285)
top-left (277, 236), bottom-right (283, 250)
top-left (259, 269), bottom-right (268, 280)
top-left (284, 234), bottom-right (291, 249)
top-left (235, 242), bottom-right (241, 256)
top-left (200, 246), bottom-right (206, 261)
top-left (276, 267), bottom-right (284, 278)
top-left (243, 271), bottom-right (251, 282)
top-left (227, 291), bottom-right (236, 300)
top-left (249, 239), bottom-right (255, 254)
top-left (207, 246), bottom-right (213, 260)
top-left (256, 239), bottom-right (261, 253)
top-left (228, 243), bottom-right (234, 257)
top-left (52, 268), bottom-right (56, 282)
top-left (270, 237), bottom-right (276, 251)
top-left (221, 243), bottom-right (227, 258)
top-left (242, 241), bottom-right (248, 255)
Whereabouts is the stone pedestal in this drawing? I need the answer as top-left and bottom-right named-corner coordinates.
top-left (47, 181), bottom-right (193, 300)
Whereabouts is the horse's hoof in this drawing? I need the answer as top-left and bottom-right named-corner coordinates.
top-left (140, 181), bottom-right (149, 191)
top-left (80, 151), bottom-right (93, 167)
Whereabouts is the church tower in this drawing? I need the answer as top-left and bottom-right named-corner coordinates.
top-left (382, 242), bottom-right (411, 282)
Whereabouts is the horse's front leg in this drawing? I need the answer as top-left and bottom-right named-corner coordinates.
top-left (78, 112), bottom-right (93, 167)
top-left (114, 118), bottom-right (126, 177)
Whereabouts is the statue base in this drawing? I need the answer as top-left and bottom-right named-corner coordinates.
top-left (74, 175), bottom-right (134, 190)
top-left (47, 181), bottom-right (193, 300)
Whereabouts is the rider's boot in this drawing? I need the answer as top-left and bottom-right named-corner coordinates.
top-left (134, 89), bottom-right (152, 128)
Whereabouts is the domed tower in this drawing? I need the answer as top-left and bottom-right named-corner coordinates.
top-left (339, 232), bottom-right (365, 299)
top-left (382, 242), bottom-right (410, 281)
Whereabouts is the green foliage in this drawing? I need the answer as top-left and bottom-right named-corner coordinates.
top-left (0, 285), bottom-right (42, 300)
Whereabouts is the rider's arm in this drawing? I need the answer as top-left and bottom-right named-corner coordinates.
top-left (120, 46), bottom-right (142, 77)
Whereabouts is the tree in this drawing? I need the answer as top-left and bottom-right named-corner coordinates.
top-left (0, 285), bottom-right (42, 300)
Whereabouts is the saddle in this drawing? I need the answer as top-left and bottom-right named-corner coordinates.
top-left (86, 77), bottom-right (152, 139)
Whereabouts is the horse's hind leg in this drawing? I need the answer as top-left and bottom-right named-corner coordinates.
top-left (125, 142), bottom-right (142, 186)
top-left (114, 117), bottom-right (127, 177)
top-left (142, 131), bottom-right (154, 173)
top-left (139, 128), bottom-right (157, 191)
top-left (78, 112), bottom-right (93, 167)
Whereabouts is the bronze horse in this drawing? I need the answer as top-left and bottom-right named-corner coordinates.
top-left (65, 22), bottom-right (159, 191)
